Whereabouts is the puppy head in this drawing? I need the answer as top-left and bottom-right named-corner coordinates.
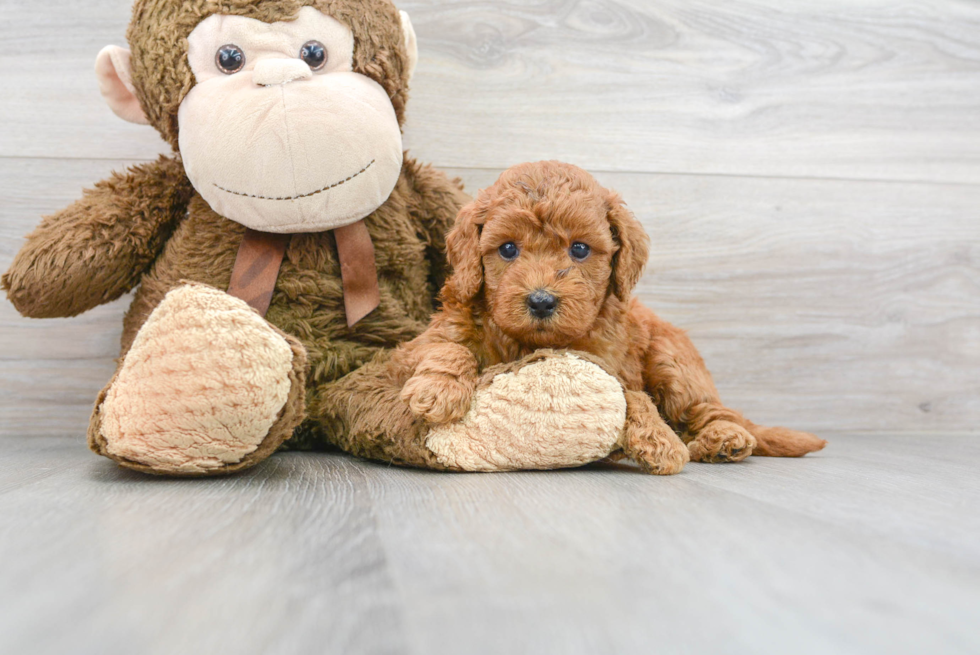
top-left (443, 161), bottom-right (649, 348)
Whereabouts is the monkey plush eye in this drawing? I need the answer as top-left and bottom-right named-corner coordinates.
top-left (570, 242), bottom-right (591, 261)
top-left (498, 242), bottom-right (519, 261)
top-left (215, 44), bottom-right (246, 74)
top-left (300, 41), bottom-right (328, 70)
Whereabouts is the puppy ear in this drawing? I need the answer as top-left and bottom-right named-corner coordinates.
top-left (443, 200), bottom-right (486, 303)
top-left (607, 193), bottom-right (650, 301)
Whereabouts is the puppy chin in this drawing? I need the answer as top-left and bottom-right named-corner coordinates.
top-left (491, 306), bottom-right (593, 349)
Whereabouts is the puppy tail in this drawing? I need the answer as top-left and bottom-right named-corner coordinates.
top-left (745, 422), bottom-right (827, 457)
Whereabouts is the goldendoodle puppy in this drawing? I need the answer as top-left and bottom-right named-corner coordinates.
top-left (397, 161), bottom-right (826, 474)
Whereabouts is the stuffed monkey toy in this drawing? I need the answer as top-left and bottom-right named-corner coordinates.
top-left (4, 0), bottom-right (637, 476)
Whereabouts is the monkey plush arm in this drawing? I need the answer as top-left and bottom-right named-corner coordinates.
top-left (3, 155), bottom-right (193, 318)
top-left (403, 160), bottom-right (471, 296)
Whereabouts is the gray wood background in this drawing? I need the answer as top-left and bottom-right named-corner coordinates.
top-left (2, 0), bottom-right (979, 436)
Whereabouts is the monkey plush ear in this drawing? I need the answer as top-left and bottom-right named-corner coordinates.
top-left (443, 200), bottom-right (486, 304)
top-left (399, 11), bottom-right (419, 82)
top-left (95, 46), bottom-right (150, 125)
top-left (607, 193), bottom-right (650, 302)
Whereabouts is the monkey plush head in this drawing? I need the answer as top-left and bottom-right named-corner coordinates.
top-left (95, 0), bottom-right (418, 233)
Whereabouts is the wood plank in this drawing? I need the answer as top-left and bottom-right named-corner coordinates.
top-left (601, 171), bottom-right (980, 434)
top-left (0, 0), bottom-right (168, 161)
top-left (0, 437), bottom-right (410, 655)
top-left (362, 435), bottom-right (980, 654)
top-left (3, 159), bottom-right (978, 436)
top-left (0, 434), bottom-right (978, 654)
top-left (0, 360), bottom-right (117, 437)
top-left (403, 0), bottom-right (980, 183)
top-left (2, 1), bottom-right (980, 183)
top-left (691, 433), bottom-right (980, 561)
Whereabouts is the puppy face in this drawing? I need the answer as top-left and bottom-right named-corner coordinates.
top-left (480, 189), bottom-right (615, 347)
top-left (444, 161), bottom-right (650, 350)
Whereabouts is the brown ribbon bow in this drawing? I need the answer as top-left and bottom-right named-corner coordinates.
top-left (227, 221), bottom-right (380, 327)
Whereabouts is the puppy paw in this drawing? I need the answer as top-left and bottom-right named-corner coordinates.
top-left (624, 423), bottom-right (690, 475)
top-left (401, 373), bottom-right (474, 424)
top-left (687, 420), bottom-right (756, 463)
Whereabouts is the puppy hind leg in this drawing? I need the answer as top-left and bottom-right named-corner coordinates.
top-left (648, 362), bottom-right (757, 463)
top-left (621, 391), bottom-right (689, 475)
top-left (639, 315), bottom-right (755, 463)
top-left (682, 404), bottom-right (756, 463)
top-left (644, 337), bottom-right (823, 460)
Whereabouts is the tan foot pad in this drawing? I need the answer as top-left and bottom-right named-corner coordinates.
top-left (425, 353), bottom-right (627, 472)
top-left (99, 284), bottom-right (295, 474)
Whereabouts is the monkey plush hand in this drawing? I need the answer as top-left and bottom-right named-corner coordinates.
top-left (4, 0), bottom-right (637, 476)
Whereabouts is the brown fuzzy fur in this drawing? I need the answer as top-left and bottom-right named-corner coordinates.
top-left (2, 0), bottom-right (469, 472)
top-left (395, 161), bottom-right (827, 471)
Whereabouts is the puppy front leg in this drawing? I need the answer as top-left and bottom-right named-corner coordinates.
top-left (621, 391), bottom-right (690, 475)
top-left (400, 342), bottom-right (479, 424)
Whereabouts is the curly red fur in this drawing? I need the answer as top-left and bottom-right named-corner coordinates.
top-left (398, 161), bottom-right (826, 471)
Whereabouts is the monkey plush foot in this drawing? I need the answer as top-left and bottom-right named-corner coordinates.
top-left (89, 284), bottom-right (306, 476)
top-left (423, 351), bottom-right (627, 471)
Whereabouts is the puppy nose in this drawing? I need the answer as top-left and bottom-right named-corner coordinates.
top-left (253, 58), bottom-right (313, 86)
top-left (526, 289), bottom-right (557, 319)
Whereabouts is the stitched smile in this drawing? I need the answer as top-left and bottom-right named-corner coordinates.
top-left (213, 160), bottom-right (376, 201)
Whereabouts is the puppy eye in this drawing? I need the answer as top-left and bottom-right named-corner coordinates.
top-left (498, 242), bottom-right (519, 261)
top-left (215, 44), bottom-right (246, 74)
top-left (569, 242), bottom-right (591, 261)
top-left (300, 41), bottom-right (328, 71)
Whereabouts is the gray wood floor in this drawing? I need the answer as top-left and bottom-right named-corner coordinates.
top-left (1, 433), bottom-right (978, 655)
